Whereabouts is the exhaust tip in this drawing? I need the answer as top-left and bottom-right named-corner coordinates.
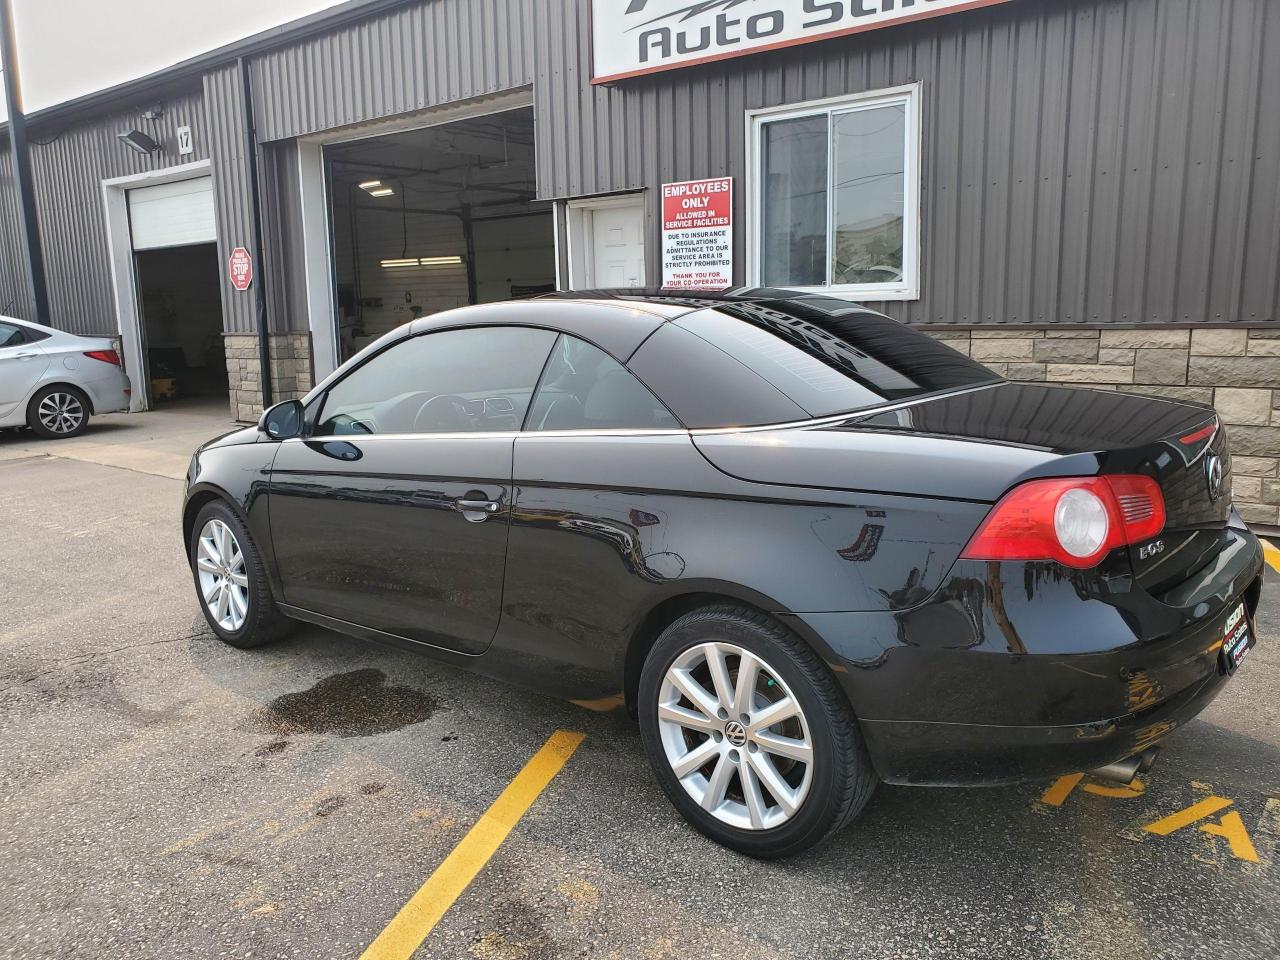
top-left (1090, 747), bottom-right (1161, 785)
top-left (1137, 747), bottom-right (1160, 773)
top-left (1089, 756), bottom-right (1142, 785)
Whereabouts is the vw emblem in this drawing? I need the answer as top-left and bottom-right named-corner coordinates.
top-left (724, 720), bottom-right (748, 747)
top-left (1205, 454), bottom-right (1224, 502)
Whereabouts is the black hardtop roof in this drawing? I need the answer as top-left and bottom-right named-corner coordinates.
top-left (535, 287), bottom-right (887, 320)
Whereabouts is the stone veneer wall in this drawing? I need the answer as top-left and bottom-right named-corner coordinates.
top-left (925, 326), bottom-right (1280, 530)
top-left (224, 333), bottom-right (314, 422)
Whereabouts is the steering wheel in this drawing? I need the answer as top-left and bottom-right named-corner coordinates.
top-left (413, 394), bottom-right (473, 432)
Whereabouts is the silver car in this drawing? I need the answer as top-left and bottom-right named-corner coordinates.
top-left (0, 317), bottom-right (132, 438)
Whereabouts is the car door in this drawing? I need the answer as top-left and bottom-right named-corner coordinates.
top-left (0, 321), bottom-right (50, 418)
top-left (503, 334), bottom-right (688, 675)
top-left (268, 325), bottom-right (558, 655)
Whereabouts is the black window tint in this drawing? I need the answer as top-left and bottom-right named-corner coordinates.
top-left (627, 324), bottom-right (809, 429)
top-left (316, 326), bottom-right (556, 436)
top-left (672, 301), bottom-right (998, 419)
top-left (0, 322), bottom-right (24, 347)
top-left (527, 335), bottom-right (678, 431)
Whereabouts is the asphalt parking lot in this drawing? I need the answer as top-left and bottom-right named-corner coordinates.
top-left (3, 404), bottom-right (1280, 960)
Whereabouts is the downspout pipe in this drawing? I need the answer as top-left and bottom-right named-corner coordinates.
top-left (238, 55), bottom-right (272, 409)
top-left (0, 0), bottom-right (50, 323)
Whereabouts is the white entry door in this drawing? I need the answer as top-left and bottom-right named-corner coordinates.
top-left (567, 195), bottom-right (646, 288)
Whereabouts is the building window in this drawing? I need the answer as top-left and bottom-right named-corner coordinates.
top-left (749, 84), bottom-right (920, 300)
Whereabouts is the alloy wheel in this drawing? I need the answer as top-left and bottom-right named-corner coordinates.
top-left (196, 518), bottom-right (250, 632)
top-left (37, 392), bottom-right (85, 435)
top-left (657, 642), bottom-right (814, 831)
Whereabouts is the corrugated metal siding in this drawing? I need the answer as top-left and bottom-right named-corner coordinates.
top-left (535, 0), bottom-right (1280, 326)
top-left (251, 0), bottom-right (534, 142)
top-left (202, 65), bottom-right (257, 335)
top-left (261, 139), bottom-right (311, 333)
top-left (0, 141), bottom-right (30, 319)
top-left (24, 86), bottom-right (209, 335)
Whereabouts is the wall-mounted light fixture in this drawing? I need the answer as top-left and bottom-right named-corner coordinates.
top-left (380, 255), bottom-right (465, 270)
top-left (117, 129), bottom-right (160, 155)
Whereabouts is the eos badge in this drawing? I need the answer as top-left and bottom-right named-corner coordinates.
top-left (1205, 454), bottom-right (1224, 502)
top-left (1138, 540), bottom-right (1166, 560)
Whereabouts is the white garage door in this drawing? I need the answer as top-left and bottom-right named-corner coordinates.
top-left (128, 177), bottom-right (216, 250)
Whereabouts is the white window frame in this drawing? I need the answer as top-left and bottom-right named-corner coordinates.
top-left (745, 82), bottom-right (922, 301)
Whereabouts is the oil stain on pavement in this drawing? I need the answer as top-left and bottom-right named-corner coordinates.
top-left (246, 668), bottom-right (439, 737)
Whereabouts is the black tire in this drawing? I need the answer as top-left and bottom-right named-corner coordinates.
top-left (27, 384), bottom-right (91, 439)
top-left (188, 499), bottom-right (294, 649)
top-left (638, 604), bottom-right (876, 859)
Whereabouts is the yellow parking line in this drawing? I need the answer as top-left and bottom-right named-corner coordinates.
top-left (359, 730), bottom-right (585, 960)
top-left (1262, 538), bottom-right (1280, 575)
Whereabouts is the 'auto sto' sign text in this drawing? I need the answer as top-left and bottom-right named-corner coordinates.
top-left (591, 0), bottom-right (1017, 83)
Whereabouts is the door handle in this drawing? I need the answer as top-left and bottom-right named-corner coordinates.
top-left (14, 352), bottom-right (37, 359)
top-left (454, 497), bottom-right (500, 522)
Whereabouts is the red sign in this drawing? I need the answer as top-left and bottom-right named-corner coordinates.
top-left (228, 246), bottom-right (253, 291)
top-left (661, 177), bottom-right (732, 289)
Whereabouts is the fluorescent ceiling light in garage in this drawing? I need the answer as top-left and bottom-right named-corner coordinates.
top-left (380, 256), bottom-right (464, 269)
top-left (367, 187), bottom-right (394, 197)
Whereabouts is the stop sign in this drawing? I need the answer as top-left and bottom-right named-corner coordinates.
top-left (228, 246), bottom-right (253, 291)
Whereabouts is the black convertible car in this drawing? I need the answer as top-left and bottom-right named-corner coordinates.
top-left (183, 289), bottom-right (1264, 858)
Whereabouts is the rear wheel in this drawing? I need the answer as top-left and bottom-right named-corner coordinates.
top-left (27, 385), bottom-right (90, 439)
top-left (189, 500), bottom-right (293, 648)
top-left (638, 604), bottom-right (876, 858)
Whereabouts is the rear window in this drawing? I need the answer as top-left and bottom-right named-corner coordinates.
top-left (675, 300), bottom-right (997, 420)
top-left (627, 297), bottom-right (999, 429)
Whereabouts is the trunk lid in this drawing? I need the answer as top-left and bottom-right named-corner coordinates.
top-left (846, 382), bottom-right (1229, 592)
top-left (695, 382), bottom-right (1229, 591)
top-left (1123, 421), bottom-right (1233, 595)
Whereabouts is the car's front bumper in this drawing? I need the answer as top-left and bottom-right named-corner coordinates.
top-left (784, 526), bottom-right (1265, 786)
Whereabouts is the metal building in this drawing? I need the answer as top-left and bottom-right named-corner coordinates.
top-left (1, 0), bottom-right (1278, 526)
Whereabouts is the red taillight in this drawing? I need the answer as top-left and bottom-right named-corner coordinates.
top-left (84, 349), bottom-right (121, 366)
top-left (961, 475), bottom-right (1166, 569)
top-left (1178, 421), bottom-right (1217, 445)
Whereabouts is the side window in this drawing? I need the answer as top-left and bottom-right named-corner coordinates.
top-left (0, 322), bottom-right (25, 348)
top-left (315, 326), bottom-right (557, 436)
top-left (526, 335), bottom-right (679, 431)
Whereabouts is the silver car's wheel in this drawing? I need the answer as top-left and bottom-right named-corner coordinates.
top-left (37, 391), bottom-right (85, 435)
top-left (196, 518), bottom-right (250, 632)
top-left (657, 641), bottom-right (814, 831)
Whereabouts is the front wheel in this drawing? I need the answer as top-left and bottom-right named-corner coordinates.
top-left (638, 605), bottom-right (876, 858)
top-left (189, 500), bottom-right (293, 648)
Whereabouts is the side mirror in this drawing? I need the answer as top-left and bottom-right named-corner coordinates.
top-left (259, 399), bottom-right (304, 440)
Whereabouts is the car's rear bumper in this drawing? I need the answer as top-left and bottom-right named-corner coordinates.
top-left (858, 660), bottom-right (1234, 785)
top-left (784, 526), bottom-right (1265, 786)
top-left (80, 369), bottom-right (131, 415)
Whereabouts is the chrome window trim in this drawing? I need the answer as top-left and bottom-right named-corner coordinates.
top-left (685, 381), bottom-right (1005, 436)
top-left (284, 427), bottom-right (690, 443)
top-left (286, 382), bottom-right (1003, 444)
